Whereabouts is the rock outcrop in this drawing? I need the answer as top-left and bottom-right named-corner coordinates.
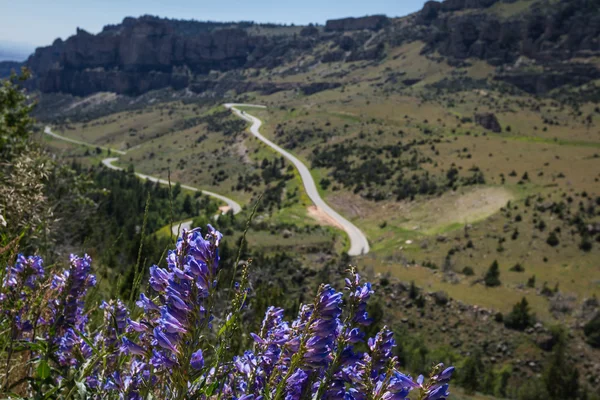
top-left (411, 0), bottom-right (600, 94)
top-left (417, 0), bottom-right (600, 64)
top-left (325, 15), bottom-right (389, 32)
top-left (25, 16), bottom-right (326, 95)
top-left (20, 0), bottom-right (600, 97)
top-left (475, 113), bottom-right (502, 132)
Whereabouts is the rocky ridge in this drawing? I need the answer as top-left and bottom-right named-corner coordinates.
top-left (21, 0), bottom-right (600, 97)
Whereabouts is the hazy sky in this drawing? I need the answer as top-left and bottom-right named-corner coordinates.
top-left (0, 0), bottom-right (428, 49)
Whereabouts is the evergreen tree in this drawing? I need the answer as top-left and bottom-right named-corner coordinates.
top-left (504, 297), bottom-right (534, 330)
top-left (484, 260), bottom-right (501, 287)
top-left (459, 351), bottom-right (483, 395)
top-left (543, 329), bottom-right (580, 399)
top-left (183, 194), bottom-right (193, 215)
top-left (409, 281), bottom-right (418, 299)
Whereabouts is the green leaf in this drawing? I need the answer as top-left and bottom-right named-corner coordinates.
top-left (37, 359), bottom-right (50, 380)
top-left (42, 386), bottom-right (60, 399)
top-left (218, 317), bottom-right (234, 336)
top-left (204, 381), bottom-right (219, 396)
top-left (76, 381), bottom-right (87, 398)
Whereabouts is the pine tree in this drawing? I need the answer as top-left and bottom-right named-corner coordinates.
top-left (182, 194), bottom-right (193, 215)
top-left (484, 260), bottom-right (501, 287)
top-left (543, 330), bottom-right (580, 398)
top-left (504, 297), bottom-right (534, 330)
top-left (527, 275), bottom-right (536, 288)
top-left (459, 351), bottom-right (483, 394)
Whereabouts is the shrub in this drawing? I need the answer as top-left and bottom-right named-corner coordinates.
top-left (510, 263), bottom-right (525, 272)
top-left (546, 231), bottom-right (560, 247)
top-left (583, 313), bottom-right (600, 348)
top-left (462, 266), bottom-right (475, 276)
top-left (580, 235), bottom-right (593, 252)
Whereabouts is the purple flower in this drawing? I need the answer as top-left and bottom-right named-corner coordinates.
top-left (121, 337), bottom-right (146, 356)
top-left (190, 349), bottom-right (204, 370)
top-left (424, 384), bottom-right (450, 400)
top-left (285, 369), bottom-right (308, 400)
top-left (136, 293), bottom-right (159, 312)
top-left (153, 327), bottom-right (179, 354)
top-left (433, 366), bottom-right (455, 383)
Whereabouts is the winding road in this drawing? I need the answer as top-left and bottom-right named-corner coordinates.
top-left (45, 105), bottom-right (370, 256)
top-left (43, 126), bottom-right (242, 236)
top-left (225, 103), bottom-right (370, 256)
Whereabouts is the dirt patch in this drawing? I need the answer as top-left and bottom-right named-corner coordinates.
top-left (219, 206), bottom-right (232, 214)
top-left (325, 192), bottom-right (374, 219)
top-left (67, 92), bottom-right (118, 111)
top-left (403, 186), bottom-right (515, 233)
top-left (326, 186), bottom-right (514, 234)
top-left (235, 139), bottom-right (252, 164)
top-left (307, 206), bottom-right (344, 230)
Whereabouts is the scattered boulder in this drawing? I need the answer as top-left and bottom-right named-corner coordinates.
top-left (432, 291), bottom-right (449, 305)
top-left (536, 333), bottom-right (557, 351)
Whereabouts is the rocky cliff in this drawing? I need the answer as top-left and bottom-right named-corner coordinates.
top-left (412, 0), bottom-right (600, 93)
top-left (23, 0), bottom-right (600, 97)
top-left (325, 15), bottom-right (389, 32)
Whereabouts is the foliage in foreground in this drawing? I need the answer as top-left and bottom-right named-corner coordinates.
top-left (0, 225), bottom-right (454, 399)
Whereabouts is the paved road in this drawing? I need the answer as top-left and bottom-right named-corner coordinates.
top-left (45, 126), bottom-right (242, 236)
top-left (44, 127), bottom-right (126, 155)
top-left (100, 157), bottom-right (242, 214)
top-left (224, 103), bottom-right (370, 256)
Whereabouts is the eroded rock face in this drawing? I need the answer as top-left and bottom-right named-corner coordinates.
top-left (418, 0), bottom-right (600, 64)
top-left (26, 17), bottom-right (300, 95)
top-left (22, 0), bottom-right (600, 97)
top-left (475, 113), bottom-right (502, 132)
top-left (325, 15), bottom-right (389, 32)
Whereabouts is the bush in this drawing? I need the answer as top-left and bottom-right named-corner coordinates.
top-left (510, 263), bottom-right (525, 272)
top-left (583, 313), bottom-right (600, 348)
top-left (546, 231), bottom-right (560, 247)
top-left (504, 297), bottom-right (534, 330)
top-left (580, 235), bottom-right (593, 252)
top-left (484, 260), bottom-right (501, 287)
top-left (462, 266), bottom-right (475, 276)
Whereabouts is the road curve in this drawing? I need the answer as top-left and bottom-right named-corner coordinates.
top-left (45, 126), bottom-right (242, 223)
top-left (101, 157), bottom-right (241, 214)
top-left (224, 103), bottom-right (370, 256)
top-left (44, 127), bottom-right (127, 155)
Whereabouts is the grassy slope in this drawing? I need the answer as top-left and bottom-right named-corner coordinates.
top-left (42, 39), bottom-right (600, 324)
top-left (240, 41), bottom-right (600, 320)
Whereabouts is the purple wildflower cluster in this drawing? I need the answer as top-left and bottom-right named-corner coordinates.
top-left (0, 225), bottom-right (454, 399)
top-left (219, 272), bottom-right (453, 400)
top-left (51, 254), bottom-right (97, 367)
top-left (112, 225), bottom-right (223, 398)
top-left (1, 255), bottom-right (45, 335)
